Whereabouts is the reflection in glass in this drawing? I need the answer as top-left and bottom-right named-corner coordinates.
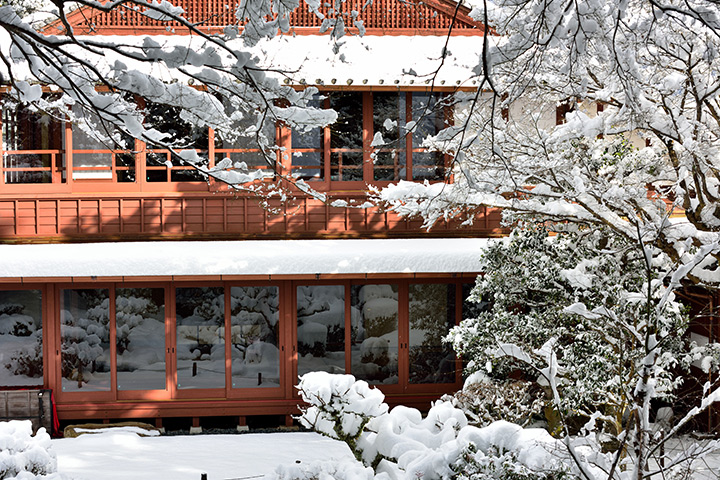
top-left (116, 288), bottom-right (166, 391)
top-left (297, 286), bottom-right (345, 376)
top-left (176, 287), bottom-right (225, 389)
top-left (230, 286), bottom-right (280, 388)
top-left (330, 152), bottom-right (363, 181)
top-left (350, 284), bottom-right (398, 385)
top-left (408, 284), bottom-right (456, 384)
top-left (61, 289), bottom-right (111, 392)
top-left (0, 290), bottom-right (43, 386)
top-left (2, 101), bottom-right (63, 184)
top-left (72, 106), bottom-right (112, 180)
top-left (71, 104), bottom-right (135, 180)
top-left (330, 92), bottom-right (364, 181)
top-left (144, 103), bottom-right (209, 150)
top-left (411, 93), bottom-right (446, 181)
top-left (373, 93), bottom-right (407, 181)
top-left (291, 99), bottom-right (324, 181)
top-left (216, 107), bottom-right (277, 174)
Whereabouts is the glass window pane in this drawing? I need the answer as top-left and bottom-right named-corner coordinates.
top-left (71, 103), bottom-right (136, 181)
top-left (411, 93), bottom-right (445, 148)
top-left (412, 151), bottom-right (445, 181)
top-left (216, 109), bottom-right (276, 151)
top-left (2, 102), bottom-right (63, 184)
top-left (350, 284), bottom-right (398, 385)
top-left (175, 287), bottom-right (225, 390)
top-left (71, 153), bottom-right (112, 180)
top-left (291, 151), bottom-right (323, 181)
top-left (116, 288), bottom-right (166, 391)
top-left (144, 103), bottom-right (209, 151)
top-left (291, 96), bottom-right (324, 181)
top-left (297, 285), bottom-right (345, 376)
top-left (408, 284), bottom-right (456, 384)
top-left (230, 286), bottom-right (280, 389)
top-left (2, 102), bottom-right (63, 151)
top-left (330, 93), bottom-right (363, 150)
top-left (373, 93), bottom-right (406, 182)
top-left (411, 93), bottom-right (446, 181)
top-left (330, 152), bottom-right (363, 181)
top-left (0, 290), bottom-right (43, 386)
top-left (115, 153), bottom-right (136, 183)
top-left (61, 289), bottom-right (111, 392)
top-left (3, 154), bottom-right (53, 184)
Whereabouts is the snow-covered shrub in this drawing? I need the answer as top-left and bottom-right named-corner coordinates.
top-left (443, 374), bottom-right (545, 428)
top-left (451, 443), bottom-right (571, 480)
top-left (297, 372), bottom-right (388, 462)
top-left (296, 373), bottom-right (575, 480)
top-left (0, 421), bottom-right (60, 480)
top-left (447, 223), bottom-right (691, 435)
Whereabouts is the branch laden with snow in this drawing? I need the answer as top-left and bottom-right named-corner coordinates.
top-left (377, 0), bottom-right (720, 286)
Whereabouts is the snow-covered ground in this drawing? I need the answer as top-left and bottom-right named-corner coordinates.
top-left (53, 430), bottom-right (355, 480)
top-left (42, 427), bottom-right (720, 480)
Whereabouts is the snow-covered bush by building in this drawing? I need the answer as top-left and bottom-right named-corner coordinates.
top-left (293, 372), bottom-right (573, 480)
top-left (297, 372), bottom-right (388, 461)
top-left (0, 421), bottom-right (60, 480)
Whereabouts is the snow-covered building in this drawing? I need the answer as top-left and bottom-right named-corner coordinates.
top-left (0, 0), bottom-right (502, 430)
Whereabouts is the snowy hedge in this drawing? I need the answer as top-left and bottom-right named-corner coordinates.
top-left (0, 421), bottom-right (60, 480)
top-left (290, 372), bottom-right (574, 480)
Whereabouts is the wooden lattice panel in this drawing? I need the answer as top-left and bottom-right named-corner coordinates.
top-left (47, 0), bottom-right (481, 36)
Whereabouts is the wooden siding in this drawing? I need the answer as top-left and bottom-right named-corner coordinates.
top-left (0, 193), bottom-right (504, 242)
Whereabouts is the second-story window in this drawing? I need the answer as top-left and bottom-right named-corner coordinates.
top-left (1, 101), bottom-right (64, 184)
top-left (290, 91), bottom-right (449, 186)
top-left (410, 93), bottom-right (447, 181)
top-left (144, 102), bottom-right (209, 183)
top-left (290, 96), bottom-right (324, 181)
top-left (330, 92), bottom-right (364, 181)
top-left (215, 108), bottom-right (278, 179)
top-left (71, 104), bottom-right (135, 182)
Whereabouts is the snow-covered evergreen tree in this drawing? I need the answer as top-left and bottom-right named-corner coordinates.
top-left (447, 223), bottom-right (699, 437)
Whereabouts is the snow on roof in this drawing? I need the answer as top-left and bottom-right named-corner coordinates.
top-left (0, 238), bottom-right (490, 279)
top-left (0, 31), bottom-right (485, 88)
top-left (253, 34), bottom-right (484, 87)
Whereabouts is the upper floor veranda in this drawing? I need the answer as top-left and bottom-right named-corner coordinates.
top-left (0, 0), bottom-right (504, 242)
top-left (0, 87), bottom-right (505, 242)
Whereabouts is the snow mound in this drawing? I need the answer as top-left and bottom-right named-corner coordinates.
top-left (0, 421), bottom-right (60, 479)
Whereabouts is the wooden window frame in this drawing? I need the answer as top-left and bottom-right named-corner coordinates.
top-left (287, 90), bottom-right (452, 191)
top-left (291, 278), bottom-right (463, 398)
